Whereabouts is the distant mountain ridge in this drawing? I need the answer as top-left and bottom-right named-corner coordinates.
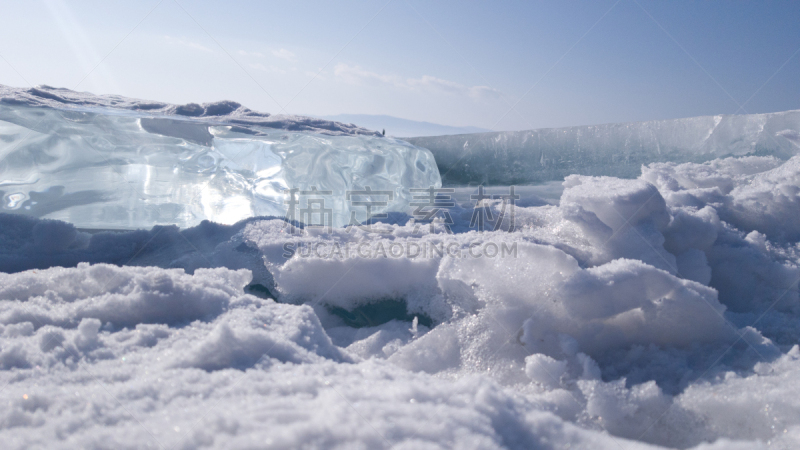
top-left (0, 84), bottom-right (380, 136)
top-left (317, 114), bottom-right (490, 138)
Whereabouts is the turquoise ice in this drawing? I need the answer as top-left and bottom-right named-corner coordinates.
top-left (0, 87), bottom-right (441, 229)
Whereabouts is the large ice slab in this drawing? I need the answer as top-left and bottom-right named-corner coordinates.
top-left (0, 85), bottom-right (441, 229)
top-left (407, 110), bottom-right (800, 185)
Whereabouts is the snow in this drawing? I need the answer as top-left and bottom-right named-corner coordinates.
top-left (3, 92), bottom-right (800, 448)
top-left (0, 85), bottom-right (440, 229)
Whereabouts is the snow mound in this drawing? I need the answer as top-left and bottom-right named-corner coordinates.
top-left (0, 263), bottom-right (250, 328)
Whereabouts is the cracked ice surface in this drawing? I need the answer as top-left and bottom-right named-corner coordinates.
top-left (0, 85), bottom-right (441, 229)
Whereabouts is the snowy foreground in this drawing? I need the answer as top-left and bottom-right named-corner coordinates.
top-left (2, 152), bottom-right (800, 448)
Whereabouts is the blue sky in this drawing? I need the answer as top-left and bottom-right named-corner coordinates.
top-left (0, 0), bottom-right (798, 131)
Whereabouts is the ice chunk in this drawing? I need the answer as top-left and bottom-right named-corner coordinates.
top-left (643, 155), bottom-right (800, 241)
top-left (0, 85), bottom-right (441, 229)
top-left (407, 110), bottom-right (800, 185)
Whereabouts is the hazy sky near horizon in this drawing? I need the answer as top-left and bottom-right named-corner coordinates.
top-left (0, 0), bottom-right (798, 131)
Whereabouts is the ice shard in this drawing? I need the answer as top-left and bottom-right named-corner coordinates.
top-left (0, 85), bottom-right (441, 229)
top-left (406, 111), bottom-right (800, 185)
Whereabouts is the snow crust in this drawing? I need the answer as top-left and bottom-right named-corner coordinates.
top-left (407, 111), bottom-right (800, 185)
top-left (2, 150), bottom-right (800, 448)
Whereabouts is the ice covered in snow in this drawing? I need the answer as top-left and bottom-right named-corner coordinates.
top-left (2, 149), bottom-right (800, 448)
top-left (407, 110), bottom-right (800, 185)
top-left (3, 84), bottom-right (800, 448)
top-left (0, 85), bottom-right (440, 229)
